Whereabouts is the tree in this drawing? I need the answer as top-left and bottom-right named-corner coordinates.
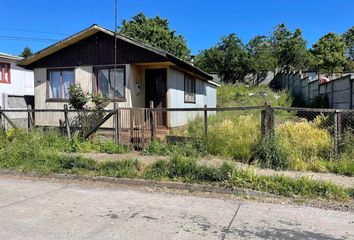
top-left (311, 33), bottom-right (347, 73)
top-left (343, 26), bottom-right (354, 71)
top-left (195, 33), bottom-right (251, 83)
top-left (19, 47), bottom-right (33, 58)
top-left (343, 26), bottom-right (354, 60)
top-left (119, 13), bottom-right (190, 60)
top-left (272, 23), bottom-right (308, 70)
top-left (246, 35), bottom-right (277, 72)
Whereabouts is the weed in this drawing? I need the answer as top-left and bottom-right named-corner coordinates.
top-left (96, 160), bottom-right (141, 178)
top-left (252, 135), bottom-right (289, 170)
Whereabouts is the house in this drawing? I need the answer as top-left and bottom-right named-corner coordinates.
top-left (18, 24), bottom-right (218, 128)
top-left (0, 52), bottom-right (34, 128)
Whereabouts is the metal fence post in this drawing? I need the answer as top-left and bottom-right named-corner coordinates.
top-left (261, 104), bottom-right (274, 138)
top-left (64, 104), bottom-right (71, 140)
top-left (149, 101), bottom-right (156, 142)
top-left (204, 104), bottom-right (208, 137)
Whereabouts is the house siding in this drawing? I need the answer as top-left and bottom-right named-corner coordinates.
top-left (27, 32), bottom-right (168, 69)
top-left (167, 68), bottom-right (217, 127)
top-left (0, 57), bottom-right (34, 128)
top-left (33, 64), bottom-right (144, 127)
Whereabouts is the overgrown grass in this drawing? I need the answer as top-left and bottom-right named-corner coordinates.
top-left (67, 137), bottom-right (129, 154)
top-left (2, 128), bottom-right (128, 156)
top-left (142, 139), bottom-right (207, 158)
top-left (144, 156), bottom-right (351, 201)
top-left (217, 84), bottom-right (292, 107)
top-left (0, 132), bottom-right (351, 201)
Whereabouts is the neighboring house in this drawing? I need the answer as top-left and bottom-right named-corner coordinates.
top-left (0, 53), bottom-right (34, 128)
top-left (18, 24), bottom-right (218, 128)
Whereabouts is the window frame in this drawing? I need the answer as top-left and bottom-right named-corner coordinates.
top-left (184, 74), bottom-right (196, 103)
top-left (46, 68), bottom-right (75, 102)
top-left (0, 62), bottom-right (11, 84)
top-left (94, 65), bottom-right (126, 102)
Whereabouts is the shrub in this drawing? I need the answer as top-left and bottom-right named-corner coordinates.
top-left (252, 135), bottom-right (289, 170)
top-left (68, 84), bottom-right (89, 110)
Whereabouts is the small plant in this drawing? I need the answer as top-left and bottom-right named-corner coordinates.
top-left (96, 160), bottom-right (141, 178)
top-left (252, 135), bottom-right (289, 170)
top-left (68, 84), bottom-right (110, 137)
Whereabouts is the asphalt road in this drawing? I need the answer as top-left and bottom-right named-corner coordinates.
top-left (0, 175), bottom-right (353, 240)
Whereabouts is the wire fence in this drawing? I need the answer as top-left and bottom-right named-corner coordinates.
top-left (1, 105), bottom-right (354, 158)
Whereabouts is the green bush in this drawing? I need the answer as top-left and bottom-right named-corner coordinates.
top-left (252, 135), bottom-right (289, 170)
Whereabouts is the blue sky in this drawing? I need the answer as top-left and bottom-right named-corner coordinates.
top-left (1, 0), bottom-right (353, 56)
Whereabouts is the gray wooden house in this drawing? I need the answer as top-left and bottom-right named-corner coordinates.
top-left (19, 25), bottom-right (218, 128)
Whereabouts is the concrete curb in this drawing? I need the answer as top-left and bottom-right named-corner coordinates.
top-left (0, 169), bottom-right (279, 199)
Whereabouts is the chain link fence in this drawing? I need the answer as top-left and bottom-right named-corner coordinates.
top-left (1, 106), bottom-right (354, 158)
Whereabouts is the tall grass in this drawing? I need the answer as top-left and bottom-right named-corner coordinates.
top-left (217, 84), bottom-right (292, 107)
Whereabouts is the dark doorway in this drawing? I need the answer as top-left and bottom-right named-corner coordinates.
top-left (145, 68), bottom-right (167, 126)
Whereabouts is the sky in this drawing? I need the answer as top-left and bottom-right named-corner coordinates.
top-left (1, 0), bottom-right (353, 56)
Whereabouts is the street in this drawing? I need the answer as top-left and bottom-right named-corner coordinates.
top-left (0, 175), bottom-right (353, 240)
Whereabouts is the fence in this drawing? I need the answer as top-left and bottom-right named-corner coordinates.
top-left (1, 104), bottom-right (354, 158)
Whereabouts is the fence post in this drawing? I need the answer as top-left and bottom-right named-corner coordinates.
top-left (149, 101), bottom-right (156, 142)
top-left (334, 111), bottom-right (341, 158)
top-left (261, 104), bottom-right (274, 138)
top-left (64, 104), bottom-right (71, 140)
top-left (27, 105), bottom-right (33, 130)
top-left (204, 104), bottom-right (208, 137)
top-left (130, 109), bottom-right (134, 149)
top-left (115, 108), bottom-right (121, 144)
top-left (0, 107), bottom-right (3, 132)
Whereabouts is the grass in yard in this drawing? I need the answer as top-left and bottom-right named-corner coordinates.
top-left (144, 156), bottom-right (351, 201)
top-left (217, 84), bottom-right (292, 107)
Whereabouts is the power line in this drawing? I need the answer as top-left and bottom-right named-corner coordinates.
top-left (0, 35), bottom-right (59, 42)
top-left (0, 27), bottom-right (68, 36)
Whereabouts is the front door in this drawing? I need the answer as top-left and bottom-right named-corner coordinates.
top-left (145, 69), bottom-right (167, 126)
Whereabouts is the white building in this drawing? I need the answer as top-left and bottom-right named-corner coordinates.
top-left (0, 53), bottom-right (34, 127)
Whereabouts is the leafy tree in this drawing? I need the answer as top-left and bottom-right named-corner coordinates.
top-left (343, 26), bottom-right (354, 60)
top-left (343, 26), bottom-right (354, 71)
top-left (119, 13), bottom-right (190, 60)
top-left (195, 33), bottom-right (251, 83)
top-left (19, 47), bottom-right (33, 58)
top-left (311, 33), bottom-right (347, 73)
top-left (272, 23), bottom-right (308, 70)
top-left (247, 35), bottom-right (277, 72)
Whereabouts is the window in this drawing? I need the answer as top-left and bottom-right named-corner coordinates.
top-left (0, 63), bottom-right (11, 84)
top-left (184, 74), bottom-right (196, 103)
top-left (48, 69), bottom-right (75, 100)
top-left (96, 67), bottom-right (125, 100)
